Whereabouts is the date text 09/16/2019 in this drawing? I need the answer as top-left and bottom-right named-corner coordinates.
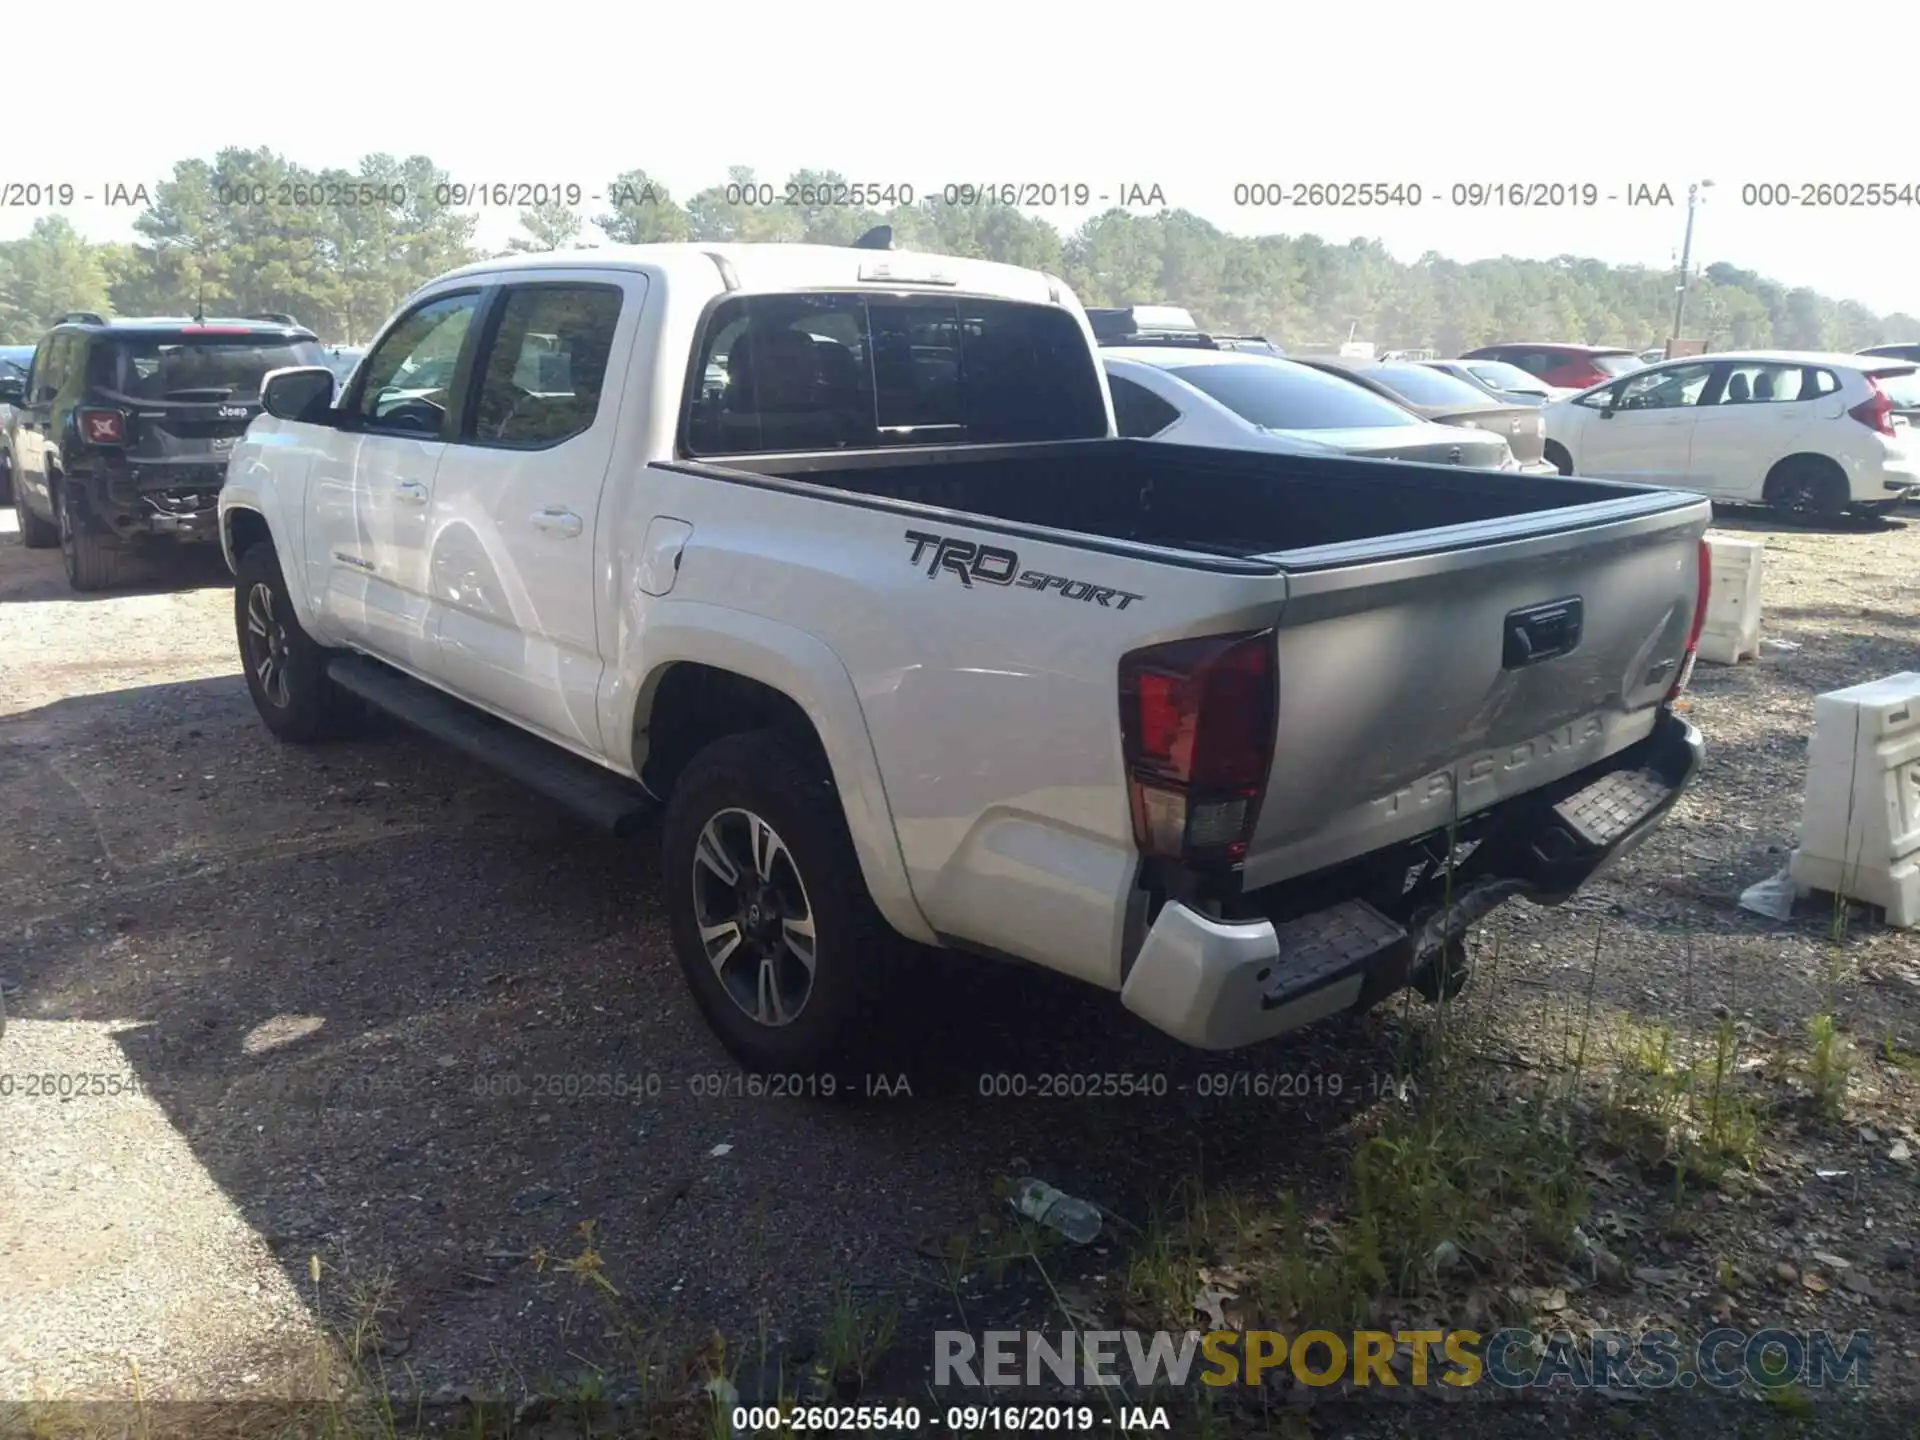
top-left (732, 1404), bottom-right (1167, 1432)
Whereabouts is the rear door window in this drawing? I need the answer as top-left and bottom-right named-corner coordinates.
top-left (1712, 362), bottom-right (1818, 404)
top-left (32, 334), bottom-right (74, 403)
top-left (683, 292), bottom-right (1109, 455)
top-left (467, 283), bottom-right (625, 447)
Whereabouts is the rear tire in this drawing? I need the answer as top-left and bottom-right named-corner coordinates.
top-left (1764, 456), bottom-right (1847, 520)
top-left (661, 728), bottom-right (910, 1077)
top-left (235, 544), bottom-right (356, 743)
top-left (57, 488), bottom-right (139, 591)
top-left (1543, 441), bottom-right (1573, 476)
top-left (15, 484), bottom-right (56, 549)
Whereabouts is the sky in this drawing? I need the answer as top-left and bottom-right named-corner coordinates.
top-left (9, 1), bottom-right (1919, 319)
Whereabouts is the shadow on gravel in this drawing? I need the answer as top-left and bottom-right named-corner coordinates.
top-left (1770, 603), bottom-right (1920, 630)
top-left (0, 540), bottom-right (230, 604)
top-left (0, 674), bottom-right (1412, 1395)
top-left (1707, 505), bottom-right (1906, 537)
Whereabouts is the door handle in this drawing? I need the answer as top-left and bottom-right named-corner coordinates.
top-left (394, 480), bottom-right (429, 505)
top-left (531, 507), bottom-right (584, 538)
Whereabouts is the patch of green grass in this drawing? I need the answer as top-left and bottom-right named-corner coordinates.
top-left (1596, 1011), bottom-right (1763, 1187)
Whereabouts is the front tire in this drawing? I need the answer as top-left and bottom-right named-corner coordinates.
top-left (234, 544), bottom-right (355, 743)
top-left (1543, 441), bottom-right (1573, 477)
top-left (661, 729), bottom-right (909, 1076)
top-left (15, 483), bottom-right (57, 549)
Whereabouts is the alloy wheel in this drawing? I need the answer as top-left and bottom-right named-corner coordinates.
top-left (244, 582), bottom-right (293, 708)
top-left (690, 807), bottom-right (818, 1027)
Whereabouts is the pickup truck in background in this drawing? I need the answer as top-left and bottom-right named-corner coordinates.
top-left (218, 241), bottom-right (1710, 1074)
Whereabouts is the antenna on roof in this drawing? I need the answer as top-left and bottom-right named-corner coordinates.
top-left (193, 284), bottom-right (205, 326)
top-left (852, 224), bottom-right (893, 251)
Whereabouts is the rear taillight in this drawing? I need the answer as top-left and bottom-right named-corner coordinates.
top-left (1849, 381), bottom-right (1898, 436)
top-left (77, 407), bottom-right (125, 444)
top-left (1118, 630), bottom-right (1277, 870)
top-left (1666, 538), bottom-right (1711, 705)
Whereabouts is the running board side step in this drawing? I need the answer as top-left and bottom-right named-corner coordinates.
top-left (326, 654), bottom-right (655, 837)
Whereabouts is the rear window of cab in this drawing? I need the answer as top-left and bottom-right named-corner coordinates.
top-left (682, 292), bottom-right (1110, 455)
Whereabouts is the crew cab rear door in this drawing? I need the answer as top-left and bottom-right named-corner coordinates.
top-left (428, 274), bottom-right (641, 756)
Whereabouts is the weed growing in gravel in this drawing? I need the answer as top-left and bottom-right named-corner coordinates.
top-left (1798, 893), bottom-right (1859, 1121)
top-left (1806, 1011), bottom-right (1856, 1119)
top-left (816, 1283), bottom-right (900, 1400)
top-left (1598, 1011), bottom-right (1762, 1188)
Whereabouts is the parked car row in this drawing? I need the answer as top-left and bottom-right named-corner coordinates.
top-left (1086, 311), bottom-right (1920, 520)
top-left (1090, 307), bottom-right (1550, 472)
top-left (5, 284), bottom-right (1916, 605)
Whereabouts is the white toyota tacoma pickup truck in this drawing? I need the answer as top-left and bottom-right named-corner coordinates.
top-left (219, 240), bottom-right (1710, 1074)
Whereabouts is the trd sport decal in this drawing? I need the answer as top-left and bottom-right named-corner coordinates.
top-left (903, 530), bottom-right (1144, 610)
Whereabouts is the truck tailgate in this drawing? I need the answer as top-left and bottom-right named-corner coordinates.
top-left (1240, 494), bottom-right (1711, 889)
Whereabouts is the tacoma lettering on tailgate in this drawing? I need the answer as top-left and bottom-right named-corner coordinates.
top-left (902, 529), bottom-right (1145, 609)
top-left (1376, 714), bottom-right (1608, 817)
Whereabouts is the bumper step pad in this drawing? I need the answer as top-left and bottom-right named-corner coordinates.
top-left (1261, 900), bottom-right (1407, 1010)
top-left (1552, 768), bottom-right (1674, 850)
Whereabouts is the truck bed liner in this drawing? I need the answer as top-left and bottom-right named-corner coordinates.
top-left (712, 439), bottom-right (1680, 561)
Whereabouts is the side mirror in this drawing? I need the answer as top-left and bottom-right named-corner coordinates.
top-left (261, 366), bottom-right (338, 423)
top-left (1600, 406), bottom-right (1616, 419)
top-left (0, 379), bottom-right (25, 406)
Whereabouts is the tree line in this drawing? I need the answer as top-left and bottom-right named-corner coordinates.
top-left (2, 147), bottom-right (1914, 353)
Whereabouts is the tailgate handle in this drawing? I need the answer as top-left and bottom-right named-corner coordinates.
top-left (1503, 598), bottom-right (1583, 669)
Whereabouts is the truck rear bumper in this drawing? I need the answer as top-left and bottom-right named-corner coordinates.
top-left (1120, 708), bottom-right (1702, 1050)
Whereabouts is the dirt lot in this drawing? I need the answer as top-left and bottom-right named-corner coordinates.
top-left (1, 504), bottom-right (1917, 1434)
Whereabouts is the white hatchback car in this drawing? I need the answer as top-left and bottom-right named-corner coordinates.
top-left (1541, 350), bottom-right (1919, 517)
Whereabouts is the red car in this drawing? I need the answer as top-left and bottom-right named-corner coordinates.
top-left (1459, 343), bottom-right (1644, 392)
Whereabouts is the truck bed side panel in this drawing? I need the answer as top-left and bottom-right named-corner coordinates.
top-left (624, 463), bottom-right (1288, 989)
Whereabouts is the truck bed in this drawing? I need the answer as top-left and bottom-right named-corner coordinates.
top-left (702, 438), bottom-right (1684, 565)
top-left (672, 436), bottom-right (1709, 896)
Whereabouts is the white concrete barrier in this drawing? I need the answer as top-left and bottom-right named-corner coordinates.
top-left (1789, 672), bottom-right (1920, 928)
top-left (1697, 532), bottom-right (1763, 666)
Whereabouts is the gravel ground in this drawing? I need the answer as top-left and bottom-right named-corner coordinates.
top-left (1, 503), bottom-right (1916, 1432)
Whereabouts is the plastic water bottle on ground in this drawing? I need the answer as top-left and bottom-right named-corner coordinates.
top-left (1009, 1177), bottom-right (1103, 1244)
